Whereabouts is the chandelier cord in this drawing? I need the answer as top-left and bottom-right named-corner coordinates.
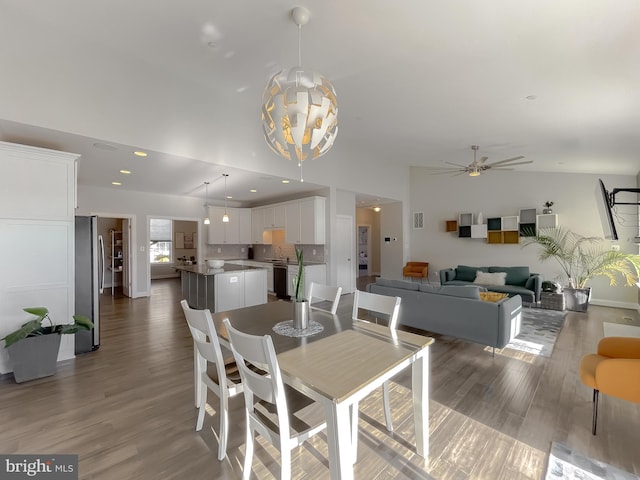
top-left (298, 24), bottom-right (302, 67)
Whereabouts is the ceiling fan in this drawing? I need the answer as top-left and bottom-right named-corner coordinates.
top-left (432, 145), bottom-right (533, 177)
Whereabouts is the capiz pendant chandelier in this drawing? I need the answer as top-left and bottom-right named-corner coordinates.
top-left (261, 6), bottom-right (338, 181)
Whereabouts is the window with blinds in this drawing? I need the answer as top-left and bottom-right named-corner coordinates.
top-left (150, 218), bottom-right (172, 263)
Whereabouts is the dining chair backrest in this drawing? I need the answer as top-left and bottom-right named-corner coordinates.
top-left (181, 299), bottom-right (226, 381)
top-left (308, 282), bottom-right (343, 314)
top-left (223, 318), bottom-right (287, 418)
top-left (352, 290), bottom-right (401, 330)
top-left (181, 300), bottom-right (244, 460)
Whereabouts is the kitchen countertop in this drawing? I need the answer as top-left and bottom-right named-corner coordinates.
top-left (226, 258), bottom-right (326, 267)
top-left (175, 264), bottom-right (262, 276)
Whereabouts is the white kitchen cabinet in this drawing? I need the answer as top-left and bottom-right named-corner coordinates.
top-left (285, 202), bottom-right (301, 244)
top-left (244, 269), bottom-right (268, 307)
top-left (0, 141), bottom-right (80, 375)
top-left (206, 206), bottom-right (226, 244)
top-left (287, 263), bottom-right (327, 299)
top-left (300, 197), bottom-right (325, 244)
top-left (239, 208), bottom-right (252, 244)
top-left (207, 207), bottom-right (251, 244)
top-left (263, 205), bottom-right (286, 229)
top-left (285, 197), bottom-right (326, 244)
top-left (251, 208), bottom-right (264, 244)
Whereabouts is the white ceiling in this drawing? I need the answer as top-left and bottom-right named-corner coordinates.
top-left (0, 1), bottom-right (638, 206)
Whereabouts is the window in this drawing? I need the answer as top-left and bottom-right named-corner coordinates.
top-left (150, 218), bottom-right (172, 263)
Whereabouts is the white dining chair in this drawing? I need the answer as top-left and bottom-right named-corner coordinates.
top-left (223, 318), bottom-right (327, 480)
top-left (308, 282), bottom-right (343, 314)
top-left (352, 290), bottom-right (402, 433)
top-left (180, 300), bottom-right (244, 461)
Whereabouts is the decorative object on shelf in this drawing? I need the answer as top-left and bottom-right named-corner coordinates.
top-left (522, 226), bottom-right (640, 311)
top-left (203, 181), bottom-right (210, 225)
top-left (261, 6), bottom-right (338, 182)
top-left (476, 212), bottom-right (483, 224)
top-left (222, 174), bottom-right (230, 223)
top-left (291, 246), bottom-right (309, 329)
top-left (2, 307), bottom-right (93, 383)
top-left (429, 145), bottom-right (532, 177)
top-left (543, 201), bottom-right (554, 214)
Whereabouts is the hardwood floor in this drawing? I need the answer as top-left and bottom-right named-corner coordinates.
top-left (1, 278), bottom-right (639, 479)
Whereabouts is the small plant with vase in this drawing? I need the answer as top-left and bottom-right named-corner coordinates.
top-left (543, 201), bottom-right (554, 214)
top-left (291, 246), bottom-right (309, 329)
top-left (2, 307), bottom-right (93, 383)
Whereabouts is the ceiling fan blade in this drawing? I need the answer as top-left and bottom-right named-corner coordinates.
top-left (444, 161), bottom-right (468, 168)
top-left (427, 170), bottom-right (464, 175)
top-left (487, 160), bottom-right (533, 168)
top-left (485, 155), bottom-right (526, 167)
top-left (478, 156), bottom-right (488, 164)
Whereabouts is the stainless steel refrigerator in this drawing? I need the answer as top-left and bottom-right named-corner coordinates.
top-left (75, 215), bottom-right (104, 353)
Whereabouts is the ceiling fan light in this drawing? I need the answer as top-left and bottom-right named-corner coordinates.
top-left (469, 170), bottom-right (481, 177)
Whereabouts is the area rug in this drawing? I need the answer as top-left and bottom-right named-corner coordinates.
top-left (545, 442), bottom-right (639, 480)
top-left (504, 308), bottom-right (566, 357)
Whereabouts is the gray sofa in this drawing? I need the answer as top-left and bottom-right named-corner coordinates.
top-left (367, 278), bottom-right (522, 349)
top-left (439, 265), bottom-right (542, 303)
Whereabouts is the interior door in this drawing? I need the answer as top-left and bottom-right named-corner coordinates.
top-left (336, 215), bottom-right (355, 294)
top-left (122, 218), bottom-right (131, 298)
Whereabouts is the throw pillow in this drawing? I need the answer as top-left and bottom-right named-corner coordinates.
top-left (479, 291), bottom-right (509, 302)
top-left (474, 271), bottom-right (507, 286)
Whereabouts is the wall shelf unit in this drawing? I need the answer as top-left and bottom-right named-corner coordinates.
top-left (109, 229), bottom-right (123, 295)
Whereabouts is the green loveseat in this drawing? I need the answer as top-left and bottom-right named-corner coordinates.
top-left (439, 265), bottom-right (542, 303)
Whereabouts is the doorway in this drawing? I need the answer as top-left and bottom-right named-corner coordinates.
top-left (97, 216), bottom-right (132, 298)
top-left (357, 225), bottom-right (371, 277)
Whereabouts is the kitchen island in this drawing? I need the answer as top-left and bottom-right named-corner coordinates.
top-left (176, 264), bottom-right (267, 312)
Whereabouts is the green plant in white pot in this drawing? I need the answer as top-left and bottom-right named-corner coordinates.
top-left (522, 227), bottom-right (640, 311)
top-left (291, 247), bottom-right (309, 329)
top-left (2, 307), bottom-right (93, 383)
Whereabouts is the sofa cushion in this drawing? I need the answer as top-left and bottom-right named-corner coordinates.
top-left (375, 277), bottom-right (420, 291)
top-left (455, 265), bottom-right (488, 282)
top-left (418, 284), bottom-right (441, 294)
top-left (479, 291), bottom-right (509, 302)
top-left (474, 271), bottom-right (507, 286)
top-left (437, 285), bottom-right (482, 300)
top-left (489, 266), bottom-right (530, 286)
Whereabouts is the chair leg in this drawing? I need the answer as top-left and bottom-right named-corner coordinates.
top-left (382, 382), bottom-right (394, 432)
top-left (242, 422), bottom-right (254, 480)
top-left (592, 389), bottom-right (599, 435)
top-left (218, 394), bottom-right (229, 461)
top-left (195, 384), bottom-right (207, 431)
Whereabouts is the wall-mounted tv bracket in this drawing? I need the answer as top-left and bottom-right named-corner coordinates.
top-left (608, 188), bottom-right (640, 207)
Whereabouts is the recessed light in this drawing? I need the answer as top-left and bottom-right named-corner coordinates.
top-left (250, 189), bottom-right (257, 193)
top-left (112, 181), bottom-right (122, 186)
top-left (373, 206), bottom-right (381, 212)
top-left (207, 41), bottom-right (217, 48)
top-left (119, 169), bottom-right (131, 174)
top-left (226, 195), bottom-right (233, 199)
top-left (525, 95), bottom-right (538, 100)
top-left (133, 151), bottom-right (147, 157)
top-left (282, 179), bottom-right (290, 184)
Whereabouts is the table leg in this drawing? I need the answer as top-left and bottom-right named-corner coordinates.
top-left (412, 349), bottom-right (429, 458)
top-left (325, 400), bottom-right (354, 480)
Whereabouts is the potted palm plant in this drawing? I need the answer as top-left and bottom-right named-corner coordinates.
top-left (523, 227), bottom-right (640, 311)
top-left (2, 307), bottom-right (93, 383)
top-left (291, 246), bottom-right (309, 329)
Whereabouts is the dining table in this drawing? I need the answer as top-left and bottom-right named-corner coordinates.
top-left (211, 300), bottom-right (434, 480)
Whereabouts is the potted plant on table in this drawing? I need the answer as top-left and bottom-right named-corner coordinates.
top-left (522, 227), bottom-right (640, 311)
top-left (291, 246), bottom-right (309, 329)
top-left (2, 307), bottom-right (93, 383)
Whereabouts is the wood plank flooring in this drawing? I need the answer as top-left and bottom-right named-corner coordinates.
top-left (1, 278), bottom-right (639, 479)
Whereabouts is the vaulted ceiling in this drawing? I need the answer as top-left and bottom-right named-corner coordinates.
top-left (1, 1), bottom-right (638, 205)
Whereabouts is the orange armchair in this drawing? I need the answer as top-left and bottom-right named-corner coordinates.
top-left (579, 336), bottom-right (640, 434)
top-left (402, 262), bottom-right (429, 282)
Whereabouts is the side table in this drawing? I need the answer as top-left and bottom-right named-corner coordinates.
top-left (540, 292), bottom-right (565, 311)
